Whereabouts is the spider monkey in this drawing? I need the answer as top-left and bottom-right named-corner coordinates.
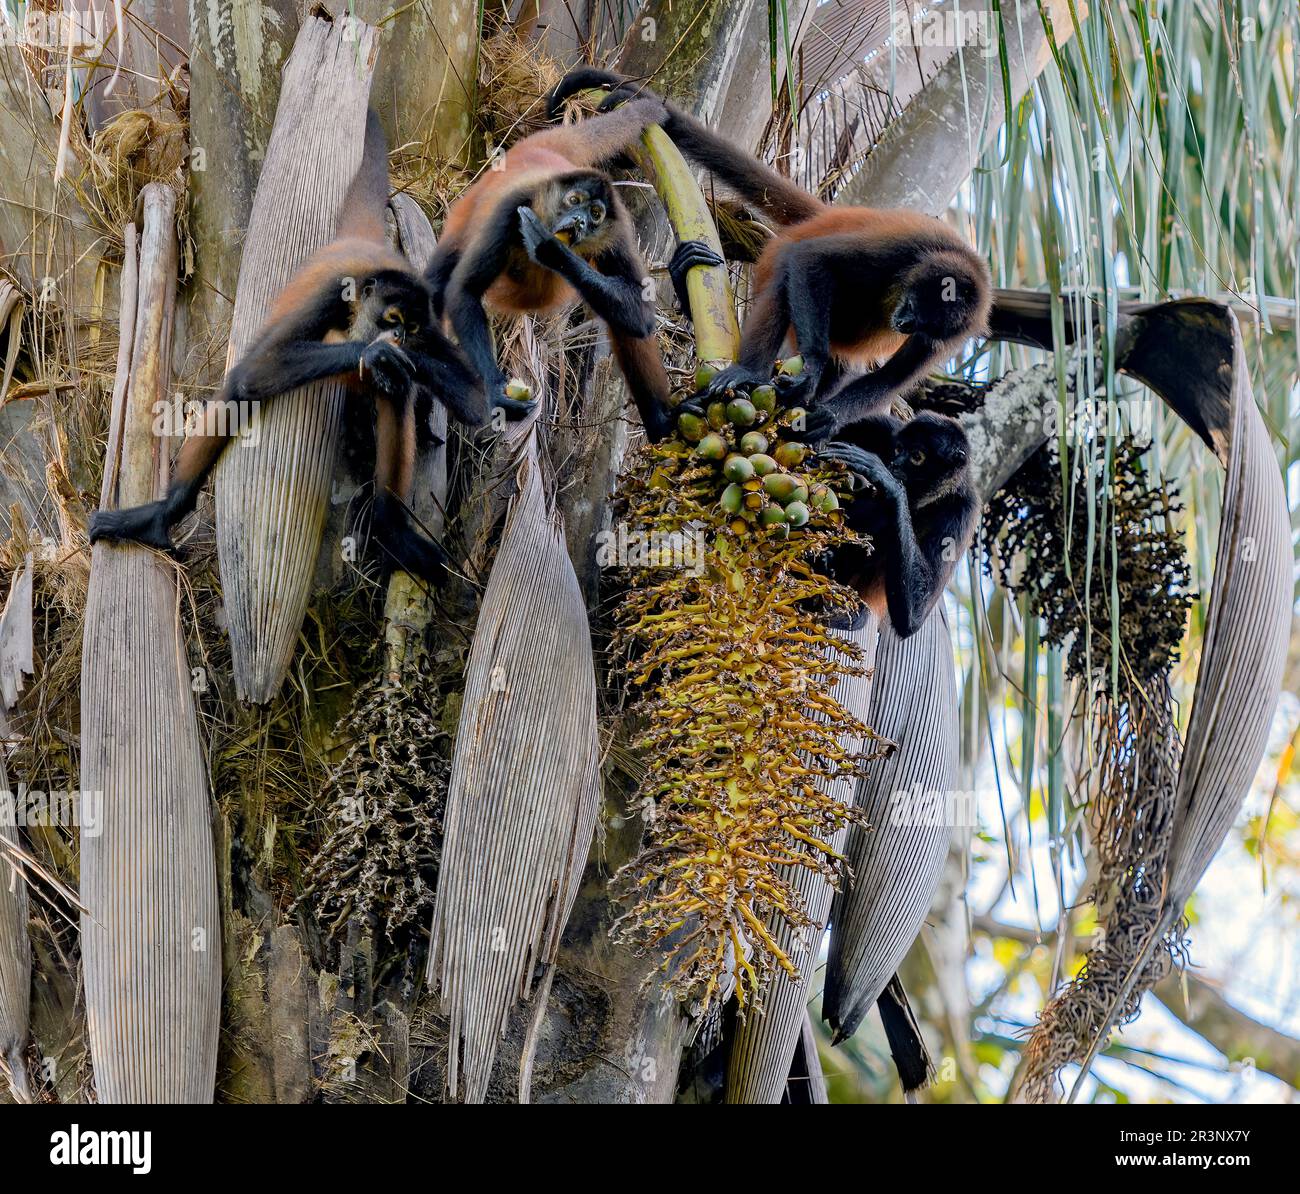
top-left (547, 69), bottom-right (993, 442)
top-left (818, 411), bottom-right (976, 638)
top-left (425, 92), bottom-right (721, 442)
top-left (88, 110), bottom-right (500, 584)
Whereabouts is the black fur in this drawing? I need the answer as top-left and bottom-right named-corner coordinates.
top-left (877, 976), bottom-right (934, 1094)
top-left (819, 411), bottom-right (976, 638)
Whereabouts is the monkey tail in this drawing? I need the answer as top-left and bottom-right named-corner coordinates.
top-left (877, 976), bottom-right (935, 1094)
top-left (548, 67), bottom-right (824, 227)
top-left (660, 107), bottom-right (824, 227)
top-left (336, 107), bottom-right (390, 244)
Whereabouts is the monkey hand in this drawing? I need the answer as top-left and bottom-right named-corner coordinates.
top-left (774, 366), bottom-right (818, 404)
top-left (668, 240), bottom-right (725, 320)
top-left (518, 206), bottom-right (567, 269)
top-left (800, 402), bottom-right (841, 443)
top-left (817, 442), bottom-right (897, 497)
top-left (493, 386), bottom-right (537, 421)
top-left (360, 338), bottom-right (416, 397)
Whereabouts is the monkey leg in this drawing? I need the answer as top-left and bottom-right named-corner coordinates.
top-left (405, 343), bottom-right (489, 427)
top-left (667, 240), bottom-right (725, 321)
top-left (90, 338), bottom-right (372, 549)
top-left (370, 391), bottom-right (450, 585)
top-left (88, 403), bottom-right (234, 549)
top-left (609, 330), bottom-right (675, 442)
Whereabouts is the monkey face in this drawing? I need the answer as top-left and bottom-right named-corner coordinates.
top-left (547, 174), bottom-right (613, 249)
top-left (892, 412), bottom-right (969, 490)
top-left (353, 272), bottom-right (434, 347)
top-left (894, 253), bottom-right (986, 340)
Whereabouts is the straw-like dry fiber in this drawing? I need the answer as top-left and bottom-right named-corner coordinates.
top-left (214, 14), bottom-right (379, 703)
top-left (822, 611), bottom-right (958, 1043)
top-left (81, 185), bottom-right (220, 1103)
top-left (429, 413), bottom-right (601, 1105)
top-left (0, 705), bottom-right (30, 1101)
top-left (724, 617), bottom-right (879, 1104)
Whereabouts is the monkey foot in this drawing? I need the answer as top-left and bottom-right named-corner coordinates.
top-left (668, 240), bottom-right (725, 320)
top-left (372, 502), bottom-right (452, 586)
top-left (694, 363), bottom-right (770, 400)
top-left (87, 503), bottom-right (177, 553)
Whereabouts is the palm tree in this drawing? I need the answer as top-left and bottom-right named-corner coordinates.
top-left (0, 0), bottom-right (1295, 1105)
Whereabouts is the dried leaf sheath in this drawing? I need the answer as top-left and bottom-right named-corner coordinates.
top-left (428, 419), bottom-right (601, 1105)
top-left (81, 185), bottom-right (220, 1103)
top-left (724, 616), bottom-right (880, 1104)
top-left (822, 613), bottom-right (959, 1044)
top-left (1017, 304), bottom-right (1292, 1099)
top-left (213, 15), bottom-right (379, 703)
top-left (0, 707), bottom-right (30, 1101)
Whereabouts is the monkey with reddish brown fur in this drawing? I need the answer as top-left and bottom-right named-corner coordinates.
top-left (425, 93), bottom-right (720, 442)
top-left (89, 110), bottom-right (495, 583)
top-left (547, 69), bottom-right (992, 443)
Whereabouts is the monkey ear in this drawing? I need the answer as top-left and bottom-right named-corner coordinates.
top-left (360, 279), bottom-right (376, 300)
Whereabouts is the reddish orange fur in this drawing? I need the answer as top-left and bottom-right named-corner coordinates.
top-left (752, 207), bottom-right (981, 366)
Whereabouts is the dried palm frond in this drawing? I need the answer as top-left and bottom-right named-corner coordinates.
top-left (1013, 305), bottom-right (1290, 1101)
top-left (0, 705), bottom-right (31, 1102)
top-left (822, 612), bottom-right (959, 1050)
top-left (81, 185), bottom-right (220, 1103)
top-left (428, 334), bottom-right (601, 1105)
top-left (213, 14), bottom-right (380, 703)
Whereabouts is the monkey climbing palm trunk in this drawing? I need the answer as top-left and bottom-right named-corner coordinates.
top-left (213, 16), bottom-right (379, 704)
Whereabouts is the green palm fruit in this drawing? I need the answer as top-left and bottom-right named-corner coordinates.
top-left (726, 398), bottom-right (757, 426)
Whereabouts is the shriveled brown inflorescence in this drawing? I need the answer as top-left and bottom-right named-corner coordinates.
top-left (612, 364), bottom-right (885, 1014)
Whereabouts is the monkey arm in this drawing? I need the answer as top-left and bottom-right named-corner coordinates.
top-left (816, 440), bottom-right (960, 638)
top-left (402, 341), bottom-right (489, 427)
top-left (531, 96), bottom-right (668, 168)
top-left (224, 340), bottom-right (368, 403)
top-left (445, 220), bottom-right (513, 396)
top-left (608, 329), bottom-right (674, 442)
top-left (834, 412), bottom-right (903, 460)
top-left (894, 493), bottom-right (976, 636)
top-left (424, 245), bottom-right (460, 319)
top-left (519, 213), bottom-right (656, 339)
top-left (806, 335), bottom-right (941, 440)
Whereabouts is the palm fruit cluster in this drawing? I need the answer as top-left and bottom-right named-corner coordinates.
top-left (612, 357), bottom-right (882, 1014)
top-left (982, 437), bottom-right (1194, 685)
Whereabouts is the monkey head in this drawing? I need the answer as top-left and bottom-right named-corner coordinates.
top-left (351, 270), bottom-right (435, 348)
top-left (892, 250), bottom-right (991, 341)
top-left (890, 411), bottom-right (970, 500)
top-left (539, 171), bottom-right (617, 253)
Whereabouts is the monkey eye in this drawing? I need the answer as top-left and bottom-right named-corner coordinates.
top-left (589, 201), bottom-right (606, 223)
top-left (382, 306), bottom-right (402, 325)
top-left (909, 450), bottom-right (926, 466)
top-left (565, 191), bottom-right (583, 207)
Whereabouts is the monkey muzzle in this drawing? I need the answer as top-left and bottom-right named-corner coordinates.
top-left (552, 209), bottom-right (588, 245)
top-left (891, 304), bottom-right (919, 335)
